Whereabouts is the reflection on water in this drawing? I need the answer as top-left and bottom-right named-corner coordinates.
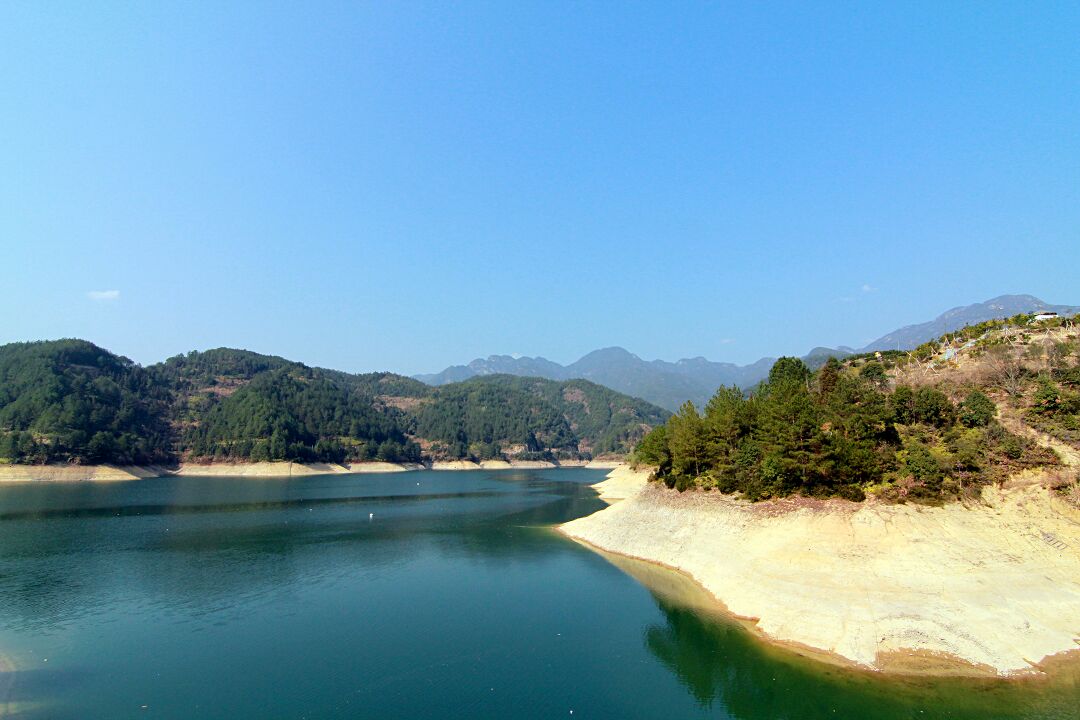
top-left (0, 474), bottom-right (600, 633)
top-left (0, 469), bottom-right (1076, 719)
top-left (605, 551), bottom-right (1080, 720)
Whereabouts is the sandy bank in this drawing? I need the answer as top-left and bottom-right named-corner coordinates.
top-left (183, 459), bottom-right (579, 474)
top-left (562, 471), bottom-right (1080, 676)
top-left (589, 464), bottom-right (651, 503)
top-left (430, 459), bottom-right (562, 471)
top-left (176, 462), bottom-right (352, 477)
top-left (0, 464), bottom-right (169, 483)
top-left (347, 462), bottom-right (426, 474)
top-left (584, 459), bottom-right (625, 469)
top-left (176, 461), bottom-right (427, 476)
top-left (1, 458), bottom-right (620, 482)
top-left (429, 460), bottom-right (479, 471)
top-left (556, 459), bottom-right (621, 469)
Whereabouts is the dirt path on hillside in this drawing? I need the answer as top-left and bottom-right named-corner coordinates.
top-left (997, 405), bottom-right (1080, 468)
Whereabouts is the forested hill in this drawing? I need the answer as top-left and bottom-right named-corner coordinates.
top-left (0, 340), bottom-right (174, 465)
top-left (0, 341), bottom-right (669, 466)
top-left (415, 376), bottom-right (669, 460)
top-left (636, 313), bottom-right (1079, 504)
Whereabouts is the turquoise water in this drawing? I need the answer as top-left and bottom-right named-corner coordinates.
top-left (0, 468), bottom-right (1076, 719)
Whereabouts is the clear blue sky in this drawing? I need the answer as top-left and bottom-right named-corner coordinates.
top-left (2, 2), bottom-right (1077, 375)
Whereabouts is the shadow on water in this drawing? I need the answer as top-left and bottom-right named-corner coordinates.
top-left (604, 551), bottom-right (1080, 720)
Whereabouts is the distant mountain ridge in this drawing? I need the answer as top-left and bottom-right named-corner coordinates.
top-left (859, 294), bottom-right (1080, 352)
top-left (416, 348), bottom-right (823, 412)
top-left (416, 347), bottom-right (777, 412)
top-left (416, 294), bottom-right (1078, 411)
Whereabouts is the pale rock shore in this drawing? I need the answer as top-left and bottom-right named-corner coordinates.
top-left (562, 466), bottom-right (1080, 677)
top-left (430, 460), bottom-right (560, 470)
top-left (589, 464), bottom-right (652, 503)
top-left (176, 462), bottom-right (353, 477)
top-left (0, 458), bottom-right (615, 481)
top-left (174, 461), bottom-right (426, 477)
top-left (429, 459), bottom-right (617, 471)
top-left (0, 464), bottom-right (171, 482)
top-left (347, 462), bottom-right (426, 474)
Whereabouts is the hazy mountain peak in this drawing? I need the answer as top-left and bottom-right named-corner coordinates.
top-left (415, 294), bottom-right (1078, 412)
top-left (862, 294), bottom-right (1079, 353)
top-left (577, 346), bottom-right (639, 362)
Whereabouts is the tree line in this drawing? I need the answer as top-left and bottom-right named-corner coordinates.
top-left (634, 355), bottom-right (1054, 502)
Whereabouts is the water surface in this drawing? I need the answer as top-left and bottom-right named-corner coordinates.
top-left (0, 468), bottom-right (1075, 718)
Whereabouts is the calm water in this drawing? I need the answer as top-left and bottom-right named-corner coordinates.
top-left (0, 468), bottom-right (1076, 719)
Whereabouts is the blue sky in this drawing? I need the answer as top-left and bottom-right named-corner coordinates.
top-left (2, 2), bottom-right (1077, 375)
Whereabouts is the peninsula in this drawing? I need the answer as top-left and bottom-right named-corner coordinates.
top-left (563, 465), bottom-right (1080, 676)
top-left (564, 315), bottom-right (1080, 676)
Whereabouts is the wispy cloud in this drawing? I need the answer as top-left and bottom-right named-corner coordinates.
top-left (861, 283), bottom-right (877, 293)
top-left (718, 338), bottom-right (736, 344)
top-left (87, 290), bottom-right (120, 302)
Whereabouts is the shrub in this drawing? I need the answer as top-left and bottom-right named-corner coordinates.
top-left (1002, 436), bottom-right (1024, 460)
top-left (891, 385), bottom-right (915, 424)
top-left (903, 442), bottom-right (942, 484)
top-left (959, 390), bottom-right (996, 428)
top-left (836, 484), bottom-right (866, 502)
top-left (1053, 365), bottom-right (1080, 387)
top-left (913, 388), bottom-right (956, 427)
top-left (1032, 376), bottom-right (1061, 414)
top-left (948, 430), bottom-right (983, 471)
top-left (859, 362), bottom-right (887, 386)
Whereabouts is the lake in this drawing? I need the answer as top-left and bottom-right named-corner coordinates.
top-left (0, 468), bottom-right (1076, 719)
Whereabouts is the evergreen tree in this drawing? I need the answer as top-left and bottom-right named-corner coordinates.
top-left (816, 357), bottom-right (841, 397)
top-left (667, 401), bottom-right (707, 481)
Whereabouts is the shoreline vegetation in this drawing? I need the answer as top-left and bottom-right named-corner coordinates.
top-left (562, 465), bottom-right (1080, 678)
top-left (0, 458), bottom-right (624, 482)
top-left (565, 320), bottom-right (1080, 679)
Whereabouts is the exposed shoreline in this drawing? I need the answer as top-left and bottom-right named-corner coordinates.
top-left (561, 466), bottom-right (1080, 678)
top-left (0, 459), bottom-right (622, 482)
top-left (0, 464), bottom-right (172, 483)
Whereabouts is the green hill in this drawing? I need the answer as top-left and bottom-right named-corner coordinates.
top-left (636, 313), bottom-right (1079, 504)
top-left (635, 315), bottom-right (1075, 507)
top-left (0, 341), bottom-right (670, 467)
top-left (415, 375), bottom-right (668, 460)
top-left (181, 365), bottom-right (421, 463)
top-left (0, 340), bottom-right (173, 465)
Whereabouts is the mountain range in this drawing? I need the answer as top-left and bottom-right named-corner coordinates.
top-left (0, 341), bottom-right (669, 467)
top-left (416, 294), bottom-right (1079, 411)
